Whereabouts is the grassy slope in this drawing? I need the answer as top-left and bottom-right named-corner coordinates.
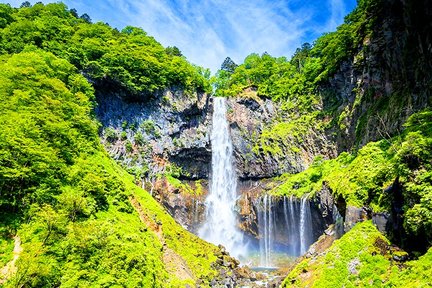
top-left (0, 49), bottom-right (219, 287)
top-left (0, 3), bottom-right (219, 286)
top-left (283, 221), bottom-right (432, 287)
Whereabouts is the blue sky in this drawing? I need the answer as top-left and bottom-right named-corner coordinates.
top-left (3, 0), bottom-right (357, 72)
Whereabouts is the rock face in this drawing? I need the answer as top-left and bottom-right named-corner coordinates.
top-left (95, 88), bottom-right (212, 180)
top-left (226, 95), bottom-right (338, 179)
top-left (227, 96), bottom-right (278, 179)
top-left (326, 0), bottom-right (432, 151)
top-left (148, 177), bottom-right (208, 233)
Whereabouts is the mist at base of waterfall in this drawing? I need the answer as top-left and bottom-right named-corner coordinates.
top-left (243, 249), bottom-right (298, 270)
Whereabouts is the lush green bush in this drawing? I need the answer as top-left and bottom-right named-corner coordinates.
top-left (283, 221), bottom-right (392, 287)
top-left (387, 247), bottom-right (432, 287)
top-left (0, 49), bottom-right (98, 211)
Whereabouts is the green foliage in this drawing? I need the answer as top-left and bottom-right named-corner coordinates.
top-left (140, 119), bottom-right (160, 138)
top-left (120, 131), bottom-right (127, 140)
top-left (0, 233), bottom-right (14, 268)
top-left (133, 186), bottom-right (218, 284)
top-left (254, 112), bottom-right (321, 157)
top-left (273, 110), bottom-right (432, 247)
top-left (220, 57), bottom-right (237, 74)
top-left (284, 221), bottom-right (432, 287)
top-left (134, 131), bottom-right (145, 145)
top-left (125, 140), bottom-right (133, 152)
top-left (104, 127), bottom-right (118, 143)
top-left (290, 43), bottom-right (311, 72)
top-left (0, 49), bottom-right (219, 286)
top-left (283, 221), bottom-right (393, 287)
top-left (0, 49), bottom-right (97, 210)
top-left (0, 3), bottom-right (211, 98)
top-left (163, 175), bottom-right (205, 196)
top-left (387, 248), bottom-right (432, 287)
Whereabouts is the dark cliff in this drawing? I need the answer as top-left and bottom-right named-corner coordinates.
top-left (327, 0), bottom-right (432, 151)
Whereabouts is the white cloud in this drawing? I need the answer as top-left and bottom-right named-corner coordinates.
top-left (117, 0), bottom-right (315, 72)
top-left (326, 0), bottom-right (347, 31)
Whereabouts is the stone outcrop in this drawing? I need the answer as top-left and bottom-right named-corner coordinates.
top-left (324, 0), bottom-right (432, 151)
top-left (148, 177), bottom-right (208, 233)
top-left (95, 88), bottom-right (212, 180)
top-left (226, 95), bottom-right (338, 179)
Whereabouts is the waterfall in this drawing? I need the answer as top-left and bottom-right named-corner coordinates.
top-left (300, 195), bottom-right (313, 254)
top-left (259, 194), bottom-right (314, 266)
top-left (259, 195), bottom-right (274, 267)
top-left (198, 97), bottom-right (245, 259)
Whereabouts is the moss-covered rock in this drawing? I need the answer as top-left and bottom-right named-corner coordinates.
top-left (283, 221), bottom-right (393, 287)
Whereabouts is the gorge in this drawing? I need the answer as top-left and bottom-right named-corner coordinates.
top-left (0, 0), bottom-right (431, 287)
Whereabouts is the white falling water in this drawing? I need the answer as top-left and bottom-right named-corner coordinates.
top-left (300, 195), bottom-right (313, 254)
top-left (259, 195), bottom-right (274, 267)
top-left (199, 97), bottom-right (245, 259)
top-left (259, 194), bottom-right (314, 266)
top-left (288, 195), bottom-right (299, 255)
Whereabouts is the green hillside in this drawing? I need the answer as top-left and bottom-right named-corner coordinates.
top-left (0, 3), bottom-right (219, 287)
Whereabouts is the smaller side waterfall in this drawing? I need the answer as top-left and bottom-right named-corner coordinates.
top-left (300, 196), bottom-right (313, 254)
top-left (258, 195), bottom-right (314, 267)
top-left (259, 195), bottom-right (274, 267)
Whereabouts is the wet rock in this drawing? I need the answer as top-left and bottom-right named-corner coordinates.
top-left (316, 182), bottom-right (337, 224)
top-left (226, 96), bottom-right (338, 180)
top-left (218, 244), bottom-right (229, 256)
top-left (215, 258), bottom-right (223, 266)
top-left (150, 177), bottom-right (208, 233)
top-left (344, 206), bottom-right (369, 233)
top-left (348, 258), bottom-right (360, 275)
top-left (372, 212), bottom-right (390, 234)
top-left (392, 254), bottom-right (408, 262)
top-left (96, 88), bottom-right (211, 180)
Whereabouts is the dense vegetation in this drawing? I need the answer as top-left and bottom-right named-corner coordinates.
top-left (271, 111), bottom-right (432, 252)
top-left (0, 2), bottom-right (211, 100)
top-left (0, 0), bottom-right (431, 286)
top-left (283, 221), bottom-right (432, 287)
top-left (0, 3), bottom-right (218, 287)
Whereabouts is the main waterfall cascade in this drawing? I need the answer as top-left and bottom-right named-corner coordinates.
top-left (198, 97), bottom-right (319, 266)
top-left (198, 97), bottom-right (246, 259)
top-left (258, 195), bottom-right (314, 267)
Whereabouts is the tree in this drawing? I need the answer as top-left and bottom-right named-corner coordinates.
top-left (20, 1), bottom-right (31, 8)
top-left (79, 13), bottom-right (91, 23)
top-left (291, 42), bottom-right (311, 71)
top-left (165, 46), bottom-right (182, 57)
top-left (69, 8), bottom-right (78, 18)
top-left (220, 57), bottom-right (237, 74)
